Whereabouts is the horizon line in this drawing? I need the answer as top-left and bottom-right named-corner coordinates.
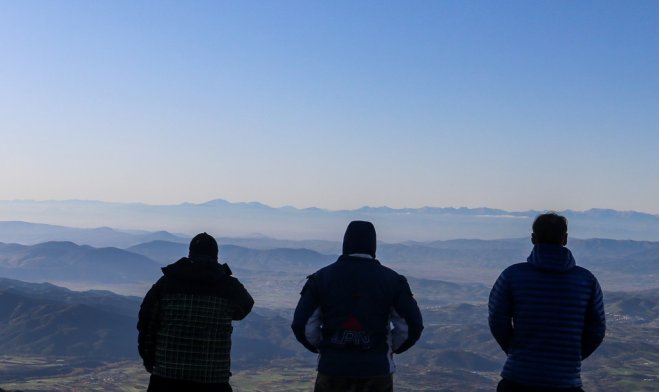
top-left (1, 198), bottom-right (658, 217)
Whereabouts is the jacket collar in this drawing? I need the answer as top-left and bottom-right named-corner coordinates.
top-left (527, 244), bottom-right (576, 272)
top-left (346, 253), bottom-right (374, 259)
top-left (338, 254), bottom-right (380, 265)
top-left (162, 257), bottom-right (228, 282)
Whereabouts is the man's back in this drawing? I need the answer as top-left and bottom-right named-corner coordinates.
top-left (297, 255), bottom-right (421, 377)
top-left (489, 214), bottom-right (605, 391)
top-left (143, 259), bottom-right (247, 383)
top-left (292, 221), bottom-right (423, 392)
top-left (138, 233), bottom-right (254, 392)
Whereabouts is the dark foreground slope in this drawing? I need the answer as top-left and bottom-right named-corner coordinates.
top-left (0, 278), bottom-right (139, 360)
top-left (1, 277), bottom-right (659, 391)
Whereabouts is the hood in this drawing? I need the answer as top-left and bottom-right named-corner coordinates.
top-left (161, 257), bottom-right (229, 283)
top-left (342, 221), bottom-right (377, 259)
top-left (527, 244), bottom-right (576, 272)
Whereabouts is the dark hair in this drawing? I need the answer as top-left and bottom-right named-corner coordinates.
top-left (189, 232), bottom-right (219, 259)
top-left (532, 212), bottom-right (568, 245)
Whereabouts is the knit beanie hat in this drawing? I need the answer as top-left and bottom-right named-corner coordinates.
top-left (189, 232), bottom-right (219, 260)
top-left (342, 221), bottom-right (377, 258)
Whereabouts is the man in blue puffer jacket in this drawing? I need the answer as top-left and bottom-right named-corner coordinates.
top-left (489, 212), bottom-right (606, 392)
top-left (292, 220), bottom-right (423, 392)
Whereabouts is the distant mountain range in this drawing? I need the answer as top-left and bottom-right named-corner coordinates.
top-left (0, 220), bottom-right (188, 248)
top-left (1, 233), bottom-right (658, 302)
top-left (1, 199), bottom-right (658, 241)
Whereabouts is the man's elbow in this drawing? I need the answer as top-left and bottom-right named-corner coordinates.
top-left (233, 295), bottom-right (255, 320)
top-left (489, 321), bottom-right (512, 353)
top-left (582, 331), bottom-right (606, 359)
top-left (291, 324), bottom-right (318, 353)
top-left (233, 305), bottom-right (252, 320)
top-left (393, 324), bottom-right (423, 354)
top-left (410, 323), bottom-right (424, 343)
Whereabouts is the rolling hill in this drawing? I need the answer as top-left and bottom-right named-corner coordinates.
top-left (0, 278), bottom-right (139, 360)
top-left (0, 242), bottom-right (162, 284)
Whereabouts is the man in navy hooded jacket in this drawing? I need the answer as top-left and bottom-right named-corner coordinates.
top-left (489, 212), bottom-right (606, 392)
top-left (292, 221), bottom-right (423, 392)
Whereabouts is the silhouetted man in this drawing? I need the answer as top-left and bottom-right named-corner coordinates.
top-left (138, 232), bottom-right (254, 392)
top-left (292, 220), bottom-right (423, 392)
top-left (489, 212), bottom-right (606, 392)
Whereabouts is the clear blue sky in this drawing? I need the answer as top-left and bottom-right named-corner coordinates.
top-left (1, 1), bottom-right (658, 213)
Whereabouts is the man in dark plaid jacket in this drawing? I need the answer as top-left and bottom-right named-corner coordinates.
top-left (138, 232), bottom-right (254, 392)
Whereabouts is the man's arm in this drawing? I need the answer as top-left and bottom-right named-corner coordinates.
top-left (391, 275), bottom-right (423, 354)
top-left (228, 277), bottom-right (255, 320)
top-left (137, 279), bottom-right (163, 373)
top-left (488, 272), bottom-right (513, 354)
top-left (582, 277), bottom-right (606, 359)
top-left (291, 275), bottom-right (322, 353)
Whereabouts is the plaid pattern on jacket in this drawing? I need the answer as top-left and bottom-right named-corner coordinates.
top-left (154, 293), bottom-right (234, 383)
top-left (138, 257), bottom-right (254, 385)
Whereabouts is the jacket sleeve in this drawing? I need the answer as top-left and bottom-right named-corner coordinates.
top-left (291, 275), bottom-right (322, 353)
top-left (581, 277), bottom-right (606, 359)
top-left (488, 271), bottom-right (513, 354)
top-left (137, 278), bottom-right (164, 373)
top-left (229, 277), bottom-right (255, 321)
top-left (390, 275), bottom-right (424, 354)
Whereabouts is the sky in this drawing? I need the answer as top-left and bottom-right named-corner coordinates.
top-left (1, 1), bottom-right (658, 213)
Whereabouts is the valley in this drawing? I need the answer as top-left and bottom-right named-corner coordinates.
top-left (1, 223), bottom-right (659, 390)
top-left (1, 284), bottom-right (658, 391)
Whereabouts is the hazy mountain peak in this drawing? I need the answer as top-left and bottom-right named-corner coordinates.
top-left (2, 200), bottom-right (659, 242)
